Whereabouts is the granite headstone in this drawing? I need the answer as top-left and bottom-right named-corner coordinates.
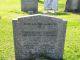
top-left (21, 0), bottom-right (38, 13)
top-left (65, 0), bottom-right (80, 12)
top-left (13, 14), bottom-right (67, 60)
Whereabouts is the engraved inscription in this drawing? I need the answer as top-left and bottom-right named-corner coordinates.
top-left (22, 31), bottom-right (57, 36)
top-left (20, 22), bottom-right (57, 54)
top-left (23, 23), bottom-right (56, 25)
top-left (22, 23), bottom-right (57, 36)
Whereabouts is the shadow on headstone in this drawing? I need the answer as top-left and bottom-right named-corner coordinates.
top-left (65, 9), bottom-right (80, 13)
top-left (28, 52), bottom-right (64, 60)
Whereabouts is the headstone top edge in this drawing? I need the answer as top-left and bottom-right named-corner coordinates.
top-left (13, 14), bottom-right (67, 22)
top-left (12, 20), bottom-right (18, 22)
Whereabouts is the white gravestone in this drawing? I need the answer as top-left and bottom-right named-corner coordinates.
top-left (44, 0), bottom-right (58, 10)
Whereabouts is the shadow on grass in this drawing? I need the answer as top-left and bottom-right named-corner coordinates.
top-left (37, 12), bottom-right (69, 15)
top-left (39, 0), bottom-right (44, 4)
top-left (9, 10), bottom-right (26, 14)
top-left (0, 16), bottom-right (1, 19)
top-left (72, 12), bottom-right (80, 15)
top-left (38, 11), bottom-right (43, 14)
top-left (47, 12), bottom-right (70, 15)
top-left (38, 11), bottom-right (70, 15)
top-left (55, 12), bottom-right (69, 15)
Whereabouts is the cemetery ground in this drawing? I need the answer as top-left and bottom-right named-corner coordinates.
top-left (0, 0), bottom-right (80, 60)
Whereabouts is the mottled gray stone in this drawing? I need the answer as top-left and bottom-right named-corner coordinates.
top-left (21, 0), bottom-right (38, 13)
top-left (65, 0), bottom-right (80, 12)
top-left (13, 14), bottom-right (67, 60)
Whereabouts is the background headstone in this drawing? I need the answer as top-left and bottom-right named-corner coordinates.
top-left (13, 14), bottom-right (67, 60)
top-left (44, 0), bottom-right (58, 10)
top-left (78, 0), bottom-right (80, 11)
top-left (21, 0), bottom-right (38, 13)
top-left (65, 0), bottom-right (80, 12)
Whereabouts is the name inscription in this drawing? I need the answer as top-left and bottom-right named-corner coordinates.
top-left (22, 31), bottom-right (57, 36)
top-left (21, 23), bottom-right (57, 36)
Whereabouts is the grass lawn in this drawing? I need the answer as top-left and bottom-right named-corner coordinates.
top-left (0, 0), bottom-right (80, 60)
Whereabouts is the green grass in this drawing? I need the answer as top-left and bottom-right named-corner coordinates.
top-left (0, 0), bottom-right (80, 60)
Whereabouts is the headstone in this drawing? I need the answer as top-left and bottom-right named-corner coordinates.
top-left (65, 0), bottom-right (80, 12)
top-left (44, 0), bottom-right (58, 10)
top-left (21, 0), bottom-right (38, 13)
top-left (13, 14), bottom-right (67, 60)
top-left (78, 0), bottom-right (80, 11)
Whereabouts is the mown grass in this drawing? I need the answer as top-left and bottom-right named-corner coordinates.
top-left (0, 0), bottom-right (80, 60)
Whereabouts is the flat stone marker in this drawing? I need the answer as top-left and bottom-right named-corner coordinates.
top-left (13, 14), bottom-right (67, 60)
top-left (21, 0), bottom-right (38, 13)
